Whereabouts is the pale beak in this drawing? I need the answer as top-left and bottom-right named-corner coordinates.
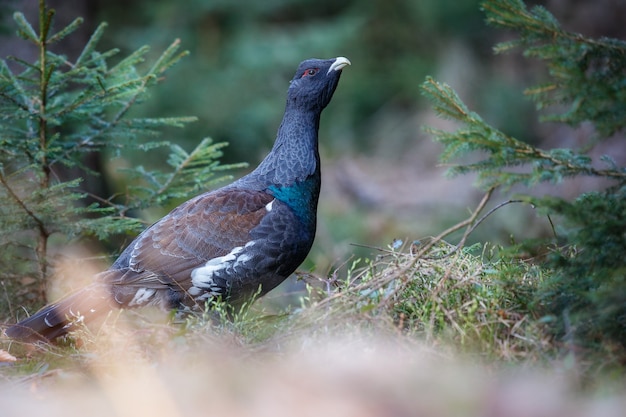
top-left (328, 57), bottom-right (351, 74)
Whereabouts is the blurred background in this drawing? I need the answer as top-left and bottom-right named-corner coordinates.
top-left (1, 0), bottom-right (625, 288)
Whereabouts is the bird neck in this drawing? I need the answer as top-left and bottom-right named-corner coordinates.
top-left (233, 106), bottom-right (322, 229)
top-left (250, 106), bottom-right (322, 187)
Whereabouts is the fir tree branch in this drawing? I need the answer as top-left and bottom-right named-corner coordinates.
top-left (35, 0), bottom-right (54, 286)
top-left (481, 0), bottom-right (626, 136)
top-left (110, 39), bottom-right (187, 124)
top-left (48, 39), bottom-right (193, 167)
top-left (12, 12), bottom-right (38, 42)
top-left (155, 142), bottom-right (204, 197)
top-left (421, 77), bottom-right (626, 189)
top-left (0, 171), bottom-right (49, 239)
top-left (46, 17), bottom-right (82, 44)
top-left (74, 22), bottom-right (108, 67)
top-left (483, 0), bottom-right (626, 53)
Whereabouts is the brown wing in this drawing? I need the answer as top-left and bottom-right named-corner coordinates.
top-left (107, 188), bottom-right (275, 289)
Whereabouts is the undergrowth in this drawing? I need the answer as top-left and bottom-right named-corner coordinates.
top-left (3, 239), bottom-right (548, 368)
top-left (1, 189), bottom-right (615, 383)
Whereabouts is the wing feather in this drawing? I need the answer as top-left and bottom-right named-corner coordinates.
top-left (107, 188), bottom-right (274, 290)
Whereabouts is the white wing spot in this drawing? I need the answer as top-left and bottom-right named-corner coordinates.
top-left (188, 286), bottom-right (202, 296)
top-left (191, 246), bottom-right (243, 289)
top-left (265, 199), bottom-right (274, 212)
top-left (129, 288), bottom-right (156, 306)
top-left (235, 253), bottom-right (252, 266)
top-left (195, 293), bottom-right (212, 302)
top-left (189, 242), bottom-right (257, 299)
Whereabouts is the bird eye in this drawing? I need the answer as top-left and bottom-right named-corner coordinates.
top-left (301, 68), bottom-right (319, 78)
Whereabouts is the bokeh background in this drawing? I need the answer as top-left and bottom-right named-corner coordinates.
top-left (1, 0), bottom-right (625, 285)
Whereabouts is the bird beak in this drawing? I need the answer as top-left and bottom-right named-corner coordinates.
top-left (328, 57), bottom-right (351, 74)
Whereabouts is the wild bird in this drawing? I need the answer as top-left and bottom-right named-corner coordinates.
top-left (5, 56), bottom-right (350, 343)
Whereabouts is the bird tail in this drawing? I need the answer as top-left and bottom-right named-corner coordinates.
top-left (4, 285), bottom-right (113, 343)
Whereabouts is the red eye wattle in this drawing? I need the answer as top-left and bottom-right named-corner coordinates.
top-left (301, 68), bottom-right (319, 78)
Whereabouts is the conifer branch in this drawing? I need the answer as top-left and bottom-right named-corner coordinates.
top-left (155, 141), bottom-right (208, 197)
top-left (421, 76), bottom-right (626, 189)
top-left (481, 0), bottom-right (626, 136)
top-left (0, 171), bottom-right (49, 238)
top-left (35, 0), bottom-right (54, 284)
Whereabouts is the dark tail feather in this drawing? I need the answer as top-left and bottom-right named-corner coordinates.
top-left (5, 285), bottom-right (113, 343)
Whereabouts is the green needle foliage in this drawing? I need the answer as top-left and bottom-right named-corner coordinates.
top-left (484, 0), bottom-right (626, 136)
top-left (0, 1), bottom-right (242, 316)
top-left (421, 0), bottom-right (626, 361)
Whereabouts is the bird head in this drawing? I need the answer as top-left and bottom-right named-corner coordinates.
top-left (287, 57), bottom-right (350, 112)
